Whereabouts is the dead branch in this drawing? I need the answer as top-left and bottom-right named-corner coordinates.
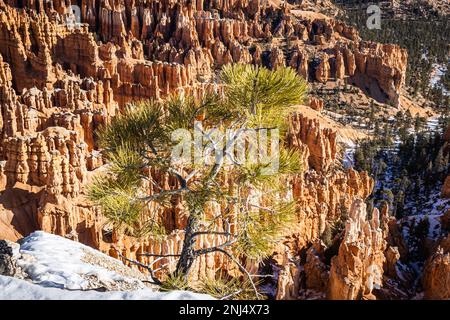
top-left (112, 246), bottom-right (162, 286)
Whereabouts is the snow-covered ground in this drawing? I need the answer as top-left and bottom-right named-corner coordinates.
top-left (0, 231), bottom-right (213, 300)
top-left (342, 141), bottom-right (356, 169)
top-left (16, 231), bottom-right (147, 290)
top-left (0, 275), bottom-right (212, 300)
top-left (426, 116), bottom-right (441, 132)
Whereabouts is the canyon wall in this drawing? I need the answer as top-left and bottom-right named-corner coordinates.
top-left (0, 1), bottom-right (407, 108)
top-left (0, 0), bottom-right (412, 296)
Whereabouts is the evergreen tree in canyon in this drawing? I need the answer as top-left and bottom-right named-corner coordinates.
top-left (87, 64), bottom-right (308, 298)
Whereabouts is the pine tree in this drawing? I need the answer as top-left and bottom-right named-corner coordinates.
top-left (320, 224), bottom-right (333, 248)
top-left (433, 147), bottom-right (448, 176)
top-left (382, 188), bottom-right (395, 213)
top-left (87, 64), bottom-right (308, 297)
top-left (414, 114), bottom-right (425, 132)
top-left (414, 216), bottom-right (430, 260)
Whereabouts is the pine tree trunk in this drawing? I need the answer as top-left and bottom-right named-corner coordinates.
top-left (175, 214), bottom-right (199, 277)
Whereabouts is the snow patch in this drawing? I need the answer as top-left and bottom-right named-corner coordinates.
top-left (16, 231), bottom-right (145, 290)
top-left (0, 276), bottom-right (212, 300)
top-left (0, 231), bottom-right (213, 300)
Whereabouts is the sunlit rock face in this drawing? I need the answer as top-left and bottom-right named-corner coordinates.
top-left (327, 200), bottom-right (390, 300)
top-left (422, 235), bottom-right (450, 300)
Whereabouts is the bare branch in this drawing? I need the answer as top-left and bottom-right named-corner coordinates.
top-left (138, 187), bottom-right (187, 202)
top-left (168, 168), bottom-right (188, 189)
top-left (185, 169), bottom-right (199, 182)
top-left (112, 247), bottom-right (162, 286)
top-left (153, 261), bottom-right (176, 273)
top-left (141, 175), bottom-right (164, 191)
top-left (137, 253), bottom-right (182, 257)
top-left (191, 230), bottom-right (234, 238)
top-left (193, 239), bottom-right (237, 256)
top-left (220, 289), bottom-right (244, 300)
top-left (214, 248), bottom-right (262, 299)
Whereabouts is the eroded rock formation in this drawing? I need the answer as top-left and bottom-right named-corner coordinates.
top-left (422, 235), bottom-right (450, 299)
top-left (327, 200), bottom-right (390, 300)
top-left (0, 0), bottom-right (415, 298)
top-left (422, 210), bottom-right (450, 299)
top-left (0, 1), bottom-right (407, 108)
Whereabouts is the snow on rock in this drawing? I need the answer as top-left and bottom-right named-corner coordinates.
top-left (342, 141), bottom-right (356, 169)
top-left (0, 275), bottom-right (212, 300)
top-left (0, 231), bottom-right (213, 300)
top-left (16, 231), bottom-right (147, 290)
